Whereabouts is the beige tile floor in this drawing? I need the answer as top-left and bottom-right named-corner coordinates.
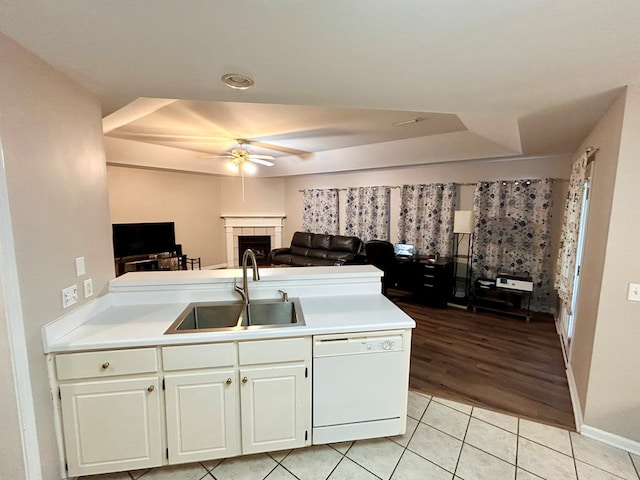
top-left (82, 391), bottom-right (640, 480)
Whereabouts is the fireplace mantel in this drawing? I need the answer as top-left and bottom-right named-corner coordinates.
top-left (221, 215), bottom-right (286, 267)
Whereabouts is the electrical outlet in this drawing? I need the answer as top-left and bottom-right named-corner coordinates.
top-left (84, 278), bottom-right (93, 298)
top-left (628, 283), bottom-right (640, 302)
top-left (75, 257), bottom-right (85, 276)
top-left (62, 285), bottom-right (78, 308)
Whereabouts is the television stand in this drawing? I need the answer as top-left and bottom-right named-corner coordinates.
top-left (115, 245), bottom-right (186, 276)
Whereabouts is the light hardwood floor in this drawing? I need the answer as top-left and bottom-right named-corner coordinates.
top-left (390, 290), bottom-right (576, 431)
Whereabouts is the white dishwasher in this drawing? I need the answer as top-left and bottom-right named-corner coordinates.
top-left (312, 330), bottom-right (410, 444)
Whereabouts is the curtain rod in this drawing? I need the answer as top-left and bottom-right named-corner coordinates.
top-left (298, 178), bottom-right (564, 192)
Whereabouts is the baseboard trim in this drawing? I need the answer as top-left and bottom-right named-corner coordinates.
top-left (203, 263), bottom-right (227, 270)
top-left (581, 424), bottom-right (640, 456)
top-left (566, 364), bottom-right (584, 432)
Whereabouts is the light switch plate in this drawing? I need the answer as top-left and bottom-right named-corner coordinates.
top-left (628, 283), bottom-right (640, 302)
top-left (62, 285), bottom-right (78, 308)
top-left (84, 278), bottom-right (93, 298)
top-left (75, 257), bottom-right (85, 276)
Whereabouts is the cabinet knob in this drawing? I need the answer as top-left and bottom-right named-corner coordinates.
top-left (101, 362), bottom-right (110, 369)
top-left (147, 385), bottom-right (155, 392)
top-left (226, 378), bottom-right (232, 385)
top-left (242, 376), bottom-right (248, 384)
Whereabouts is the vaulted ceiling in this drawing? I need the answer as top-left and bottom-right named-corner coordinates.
top-left (2, 1), bottom-right (639, 176)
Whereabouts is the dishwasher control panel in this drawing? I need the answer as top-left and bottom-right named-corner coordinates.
top-left (313, 332), bottom-right (404, 356)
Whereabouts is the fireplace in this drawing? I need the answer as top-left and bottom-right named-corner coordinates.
top-left (237, 235), bottom-right (271, 266)
top-left (221, 215), bottom-right (285, 268)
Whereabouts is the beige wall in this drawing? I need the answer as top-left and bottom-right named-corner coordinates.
top-left (282, 156), bottom-right (572, 244)
top-left (568, 92), bottom-right (625, 415)
top-left (0, 33), bottom-right (114, 478)
top-left (219, 175), bottom-right (286, 215)
top-left (580, 85), bottom-right (640, 441)
top-left (107, 166), bottom-right (227, 267)
top-left (107, 167), bottom-right (286, 268)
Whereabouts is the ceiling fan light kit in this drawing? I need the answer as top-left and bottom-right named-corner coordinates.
top-left (221, 73), bottom-right (254, 90)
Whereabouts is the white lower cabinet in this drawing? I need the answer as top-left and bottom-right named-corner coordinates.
top-left (56, 347), bottom-right (162, 478)
top-left (59, 377), bottom-right (163, 477)
top-left (240, 364), bottom-right (309, 454)
top-left (55, 338), bottom-right (312, 477)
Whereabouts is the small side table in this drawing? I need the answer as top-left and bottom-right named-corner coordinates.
top-left (186, 257), bottom-right (201, 270)
top-left (471, 278), bottom-right (532, 322)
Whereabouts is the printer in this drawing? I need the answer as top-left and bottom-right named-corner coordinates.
top-left (495, 273), bottom-right (533, 292)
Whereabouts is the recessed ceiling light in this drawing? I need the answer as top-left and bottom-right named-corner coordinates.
top-left (221, 73), bottom-right (254, 90)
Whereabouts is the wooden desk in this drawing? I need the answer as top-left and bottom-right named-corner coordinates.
top-left (397, 257), bottom-right (452, 307)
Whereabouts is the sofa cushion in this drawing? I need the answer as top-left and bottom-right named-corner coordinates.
top-left (311, 234), bottom-right (332, 250)
top-left (291, 231), bottom-right (314, 248)
top-left (290, 245), bottom-right (310, 256)
top-left (306, 248), bottom-right (328, 259)
top-left (330, 235), bottom-right (362, 253)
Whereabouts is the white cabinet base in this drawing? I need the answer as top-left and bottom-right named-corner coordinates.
top-left (313, 417), bottom-right (406, 445)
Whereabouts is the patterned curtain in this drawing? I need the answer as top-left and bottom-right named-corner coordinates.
top-left (472, 179), bottom-right (554, 312)
top-left (554, 152), bottom-right (588, 314)
top-left (344, 186), bottom-right (391, 242)
top-left (397, 183), bottom-right (456, 257)
top-left (302, 189), bottom-right (340, 234)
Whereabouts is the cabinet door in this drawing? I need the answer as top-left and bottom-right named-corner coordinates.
top-left (240, 364), bottom-right (310, 454)
top-left (60, 376), bottom-right (162, 477)
top-left (164, 370), bottom-right (239, 464)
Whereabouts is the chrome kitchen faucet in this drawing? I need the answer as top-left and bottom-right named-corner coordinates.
top-left (234, 249), bottom-right (260, 325)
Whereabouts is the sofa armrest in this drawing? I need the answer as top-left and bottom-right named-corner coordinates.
top-left (345, 254), bottom-right (367, 265)
top-left (268, 248), bottom-right (291, 263)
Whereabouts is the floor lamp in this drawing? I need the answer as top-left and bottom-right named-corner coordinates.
top-left (452, 210), bottom-right (475, 304)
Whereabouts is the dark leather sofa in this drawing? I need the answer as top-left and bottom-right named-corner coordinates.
top-left (268, 231), bottom-right (364, 267)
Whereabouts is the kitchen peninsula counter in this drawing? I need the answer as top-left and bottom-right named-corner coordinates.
top-left (43, 265), bottom-right (415, 353)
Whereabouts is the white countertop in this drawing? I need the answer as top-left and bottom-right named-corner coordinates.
top-left (44, 266), bottom-right (416, 353)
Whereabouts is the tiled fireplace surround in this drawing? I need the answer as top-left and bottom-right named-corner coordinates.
top-left (222, 215), bottom-right (285, 267)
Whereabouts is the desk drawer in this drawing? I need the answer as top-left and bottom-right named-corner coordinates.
top-left (56, 348), bottom-right (158, 381)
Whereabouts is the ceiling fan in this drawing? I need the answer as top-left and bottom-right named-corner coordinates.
top-left (199, 139), bottom-right (274, 173)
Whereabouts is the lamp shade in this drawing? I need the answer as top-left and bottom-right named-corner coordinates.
top-left (454, 210), bottom-right (474, 234)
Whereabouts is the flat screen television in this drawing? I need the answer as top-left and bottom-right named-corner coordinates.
top-left (112, 222), bottom-right (176, 258)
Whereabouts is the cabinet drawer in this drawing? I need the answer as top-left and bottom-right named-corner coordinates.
top-left (162, 343), bottom-right (236, 371)
top-left (56, 348), bottom-right (158, 381)
top-left (239, 337), bottom-right (310, 365)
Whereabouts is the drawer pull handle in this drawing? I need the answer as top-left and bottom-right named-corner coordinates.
top-left (226, 378), bottom-right (232, 385)
top-left (242, 376), bottom-right (248, 384)
top-left (101, 362), bottom-right (110, 369)
top-left (147, 385), bottom-right (155, 392)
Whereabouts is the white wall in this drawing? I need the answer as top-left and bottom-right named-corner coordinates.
top-left (107, 167), bottom-right (286, 268)
top-left (0, 277), bottom-right (25, 479)
top-left (0, 33), bottom-right (114, 478)
top-left (219, 175), bottom-right (285, 216)
top-left (107, 166), bottom-right (227, 268)
top-left (580, 85), bottom-right (640, 442)
top-left (568, 91), bottom-right (625, 416)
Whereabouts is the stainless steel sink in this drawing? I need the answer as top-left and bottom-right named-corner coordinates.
top-left (164, 298), bottom-right (304, 334)
top-left (242, 301), bottom-right (298, 326)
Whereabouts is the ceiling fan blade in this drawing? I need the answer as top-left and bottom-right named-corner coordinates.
top-left (109, 131), bottom-right (232, 141)
top-left (248, 157), bottom-right (274, 167)
top-left (245, 140), bottom-right (313, 159)
top-left (199, 154), bottom-right (233, 159)
top-left (249, 154), bottom-right (276, 161)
